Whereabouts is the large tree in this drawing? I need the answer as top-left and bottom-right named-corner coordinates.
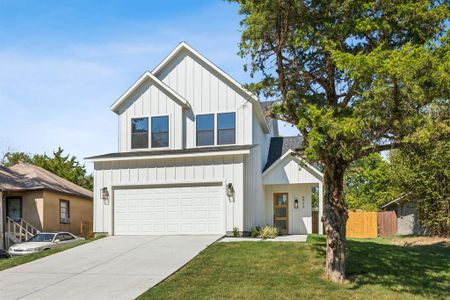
top-left (231, 0), bottom-right (449, 281)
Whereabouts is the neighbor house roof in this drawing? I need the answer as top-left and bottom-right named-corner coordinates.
top-left (0, 166), bottom-right (42, 191)
top-left (86, 144), bottom-right (255, 162)
top-left (0, 162), bottom-right (93, 199)
top-left (264, 136), bottom-right (304, 171)
top-left (381, 194), bottom-right (412, 209)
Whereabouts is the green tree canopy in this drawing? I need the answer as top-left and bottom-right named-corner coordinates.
top-left (345, 153), bottom-right (398, 211)
top-left (231, 0), bottom-right (449, 282)
top-left (390, 141), bottom-right (450, 236)
top-left (1, 147), bottom-right (93, 191)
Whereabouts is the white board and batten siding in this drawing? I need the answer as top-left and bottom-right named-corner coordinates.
top-left (155, 50), bottom-right (253, 149)
top-left (93, 155), bottom-right (244, 235)
top-left (263, 157), bottom-right (322, 185)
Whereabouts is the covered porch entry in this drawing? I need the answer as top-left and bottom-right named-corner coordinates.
top-left (262, 150), bottom-right (323, 235)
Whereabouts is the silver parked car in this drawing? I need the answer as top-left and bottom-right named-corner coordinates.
top-left (8, 232), bottom-right (84, 256)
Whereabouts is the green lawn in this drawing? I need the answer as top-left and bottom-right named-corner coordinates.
top-left (139, 235), bottom-right (450, 300)
top-left (0, 236), bottom-right (104, 271)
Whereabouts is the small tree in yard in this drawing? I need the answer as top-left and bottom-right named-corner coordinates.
top-left (231, 0), bottom-right (449, 282)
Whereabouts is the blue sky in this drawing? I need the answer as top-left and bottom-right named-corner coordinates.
top-left (0, 0), bottom-right (299, 172)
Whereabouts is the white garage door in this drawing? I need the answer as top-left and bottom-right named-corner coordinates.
top-left (113, 185), bottom-right (224, 235)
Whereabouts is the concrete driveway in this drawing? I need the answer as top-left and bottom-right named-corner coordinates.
top-left (0, 235), bottom-right (220, 299)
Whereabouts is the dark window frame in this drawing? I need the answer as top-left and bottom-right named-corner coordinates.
top-left (59, 200), bottom-right (70, 224)
top-left (151, 115), bottom-right (169, 148)
top-left (6, 196), bottom-right (22, 222)
top-left (196, 114), bottom-right (215, 146)
top-left (131, 117), bottom-right (149, 149)
top-left (217, 112), bottom-right (236, 145)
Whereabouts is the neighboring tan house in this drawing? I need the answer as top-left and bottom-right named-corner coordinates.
top-left (382, 194), bottom-right (425, 235)
top-left (0, 162), bottom-right (93, 249)
top-left (87, 42), bottom-right (323, 236)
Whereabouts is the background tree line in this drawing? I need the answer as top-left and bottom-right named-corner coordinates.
top-left (1, 147), bottom-right (93, 191)
top-left (345, 140), bottom-right (449, 236)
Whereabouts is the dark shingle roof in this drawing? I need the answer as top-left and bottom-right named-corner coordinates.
top-left (263, 136), bottom-right (304, 171)
top-left (86, 144), bottom-right (255, 160)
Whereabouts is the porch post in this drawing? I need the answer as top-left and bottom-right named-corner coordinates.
top-left (318, 182), bottom-right (323, 234)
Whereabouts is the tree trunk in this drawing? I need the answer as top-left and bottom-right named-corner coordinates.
top-left (322, 164), bottom-right (348, 282)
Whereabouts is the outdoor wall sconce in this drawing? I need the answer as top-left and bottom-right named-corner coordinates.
top-left (294, 199), bottom-right (299, 209)
top-left (226, 183), bottom-right (235, 198)
top-left (100, 187), bottom-right (109, 203)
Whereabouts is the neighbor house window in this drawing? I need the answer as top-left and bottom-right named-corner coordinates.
top-left (151, 116), bottom-right (169, 148)
top-left (60, 200), bottom-right (70, 224)
top-left (131, 118), bottom-right (148, 149)
top-left (217, 112), bottom-right (236, 145)
top-left (196, 114), bottom-right (214, 146)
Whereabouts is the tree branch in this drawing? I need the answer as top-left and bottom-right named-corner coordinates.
top-left (356, 141), bottom-right (405, 159)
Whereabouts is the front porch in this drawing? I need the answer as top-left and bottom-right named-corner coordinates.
top-left (262, 149), bottom-right (323, 235)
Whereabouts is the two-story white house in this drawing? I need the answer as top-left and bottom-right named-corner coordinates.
top-left (87, 42), bottom-right (323, 236)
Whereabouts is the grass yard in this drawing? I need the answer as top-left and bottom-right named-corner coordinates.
top-left (0, 236), bottom-right (104, 271)
top-left (139, 235), bottom-right (449, 300)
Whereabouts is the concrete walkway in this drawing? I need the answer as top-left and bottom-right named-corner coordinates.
top-left (219, 235), bottom-right (308, 242)
top-left (0, 235), bottom-right (221, 300)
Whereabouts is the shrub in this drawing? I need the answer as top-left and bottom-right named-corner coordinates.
top-left (232, 227), bottom-right (240, 237)
top-left (250, 226), bottom-right (261, 237)
top-left (258, 225), bottom-right (279, 239)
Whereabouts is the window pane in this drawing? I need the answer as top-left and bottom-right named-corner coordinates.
top-left (132, 118), bottom-right (148, 149)
top-left (152, 132), bottom-right (169, 148)
top-left (152, 116), bottom-right (168, 133)
top-left (132, 133), bottom-right (148, 149)
top-left (276, 207), bottom-right (287, 218)
top-left (196, 114), bottom-right (214, 146)
top-left (218, 112), bottom-right (235, 129)
top-left (218, 129), bottom-right (235, 145)
top-left (275, 220), bottom-right (287, 230)
top-left (217, 113), bottom-right (235, 145)
top-left (151, 116), bottom-right (168, 148)
top-left (197, 130), bottom-right (214, 146)
top-left (132, 118), bottom-right (148, 133)
top-left (197, 114), bottom-right (214, 131)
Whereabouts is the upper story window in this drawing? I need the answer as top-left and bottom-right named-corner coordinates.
top-left (196, 114), bottom-right (214, 146)
top-left (131, 118), bottom-right (149, 149)
top-left (151, 116), bottom-right (169, 148)
top-left (217, 112), bottom-right (236, 145)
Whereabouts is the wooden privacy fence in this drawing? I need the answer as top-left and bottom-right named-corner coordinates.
top-left (346, 211), bottom-right (397, 238)
top-left (80, 220), bottom-right (94, 239)
top-left (312, 210), bottom-right (319, 233)
top-left (377, 211), bottom-right (398, 237)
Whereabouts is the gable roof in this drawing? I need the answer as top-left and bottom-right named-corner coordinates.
top-left (110, 71), bottom-right (191, 114)
top-left (152, 41), bottom-right (270, 133)
top-left (0, 163), bottom-right (93, 199)
top-left (264, 136), bottom-right (304, 171)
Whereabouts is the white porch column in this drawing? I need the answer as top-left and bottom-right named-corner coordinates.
top-left (318, 181), bottom-right (324, 234)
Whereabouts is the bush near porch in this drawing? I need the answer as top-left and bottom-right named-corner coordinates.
top-left (139, 235), bottom-right (450, 299)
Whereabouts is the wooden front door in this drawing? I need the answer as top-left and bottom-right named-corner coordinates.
top-left (273, 193), bottom-right (288, 234)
